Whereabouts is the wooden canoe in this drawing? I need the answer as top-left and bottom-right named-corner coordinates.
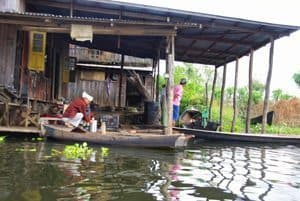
top-left (174, 127), bottom-right (300, 144)
top-left (41, 124), bottom-right (193, 149)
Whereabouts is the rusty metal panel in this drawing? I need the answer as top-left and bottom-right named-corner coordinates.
top-left (0, 24), bottom-right (17, 88)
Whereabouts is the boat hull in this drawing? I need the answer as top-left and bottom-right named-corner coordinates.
top-left (174, 127), bottom-right (300, 144)
top-left (43, 125), bottom-right (193, 148)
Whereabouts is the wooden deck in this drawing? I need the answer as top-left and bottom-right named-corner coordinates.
top-left (0, 126), bottom-right (40, 134)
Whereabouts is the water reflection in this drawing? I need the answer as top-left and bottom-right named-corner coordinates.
top-left (0, 138), bottom-right (299, 201)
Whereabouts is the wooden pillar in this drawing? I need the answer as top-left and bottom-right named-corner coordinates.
top-left (165, 35), bottom-right (175, 135)
top-left (262, 38), bottom-right (275, 133)
top-left (219, 64), bottom-right (227, 131)
top-left (152, 58), bottom-right (156, 100)
top-left (246, 49), bottom-right (254, 133)
top-left (231, 58), bottom-right (239, 132)
top-left (209, 66), bottom-right (217, 120)
top-left (155, 50), bottom-right (161, 102)
top-left (70, 0), bottom-right (74, 17)
top-left (118, 54), bottom-right (125, 107)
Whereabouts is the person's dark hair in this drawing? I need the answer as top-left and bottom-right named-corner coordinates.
top-left (180, 78), bottom-right (187, 85)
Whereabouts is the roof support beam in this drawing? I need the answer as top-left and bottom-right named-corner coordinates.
top-left (178, 35), bottom-right (253, 47)
top-left (262, 38), bottom-right (275, 133)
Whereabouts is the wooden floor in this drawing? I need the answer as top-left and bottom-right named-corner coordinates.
top-left (0, 126), bottom-right (40, 134)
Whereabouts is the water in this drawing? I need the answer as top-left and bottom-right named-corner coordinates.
top-left (0, 137), bottom-right (299, 201)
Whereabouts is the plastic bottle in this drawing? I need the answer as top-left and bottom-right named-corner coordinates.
top-left (90, 117), bottom-right (97, 133)
top-left (100, 121), bottom-right (106, 134)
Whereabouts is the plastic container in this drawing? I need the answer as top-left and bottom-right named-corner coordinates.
top-left (90, 118), bottom-right (98, 133)
top-left (100, 121), bottom-right (106, 134)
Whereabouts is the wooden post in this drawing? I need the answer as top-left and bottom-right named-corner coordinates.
top-left (118, 54), bottom-right (125, 107)
top-left (246, 49), bottom-right (254, 133)
top-left (262, 38), bottom-right (275, 133)
top-left (219, 64), bottom-right (227, 131)
top-left (165, 35), bottom-right (175, 135)
top-left (152, 58), bottom-right (156, 100)
top-left (231, 58), bottom-right (239, 132)
top-left (70, 0), bottom-right (74, 17)
top-left (155, 50), bottom-right (160, 102)
top-left (209, 66), bottom-right (217, 120)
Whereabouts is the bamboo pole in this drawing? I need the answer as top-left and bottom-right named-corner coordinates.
top-left (219, 64), bottom-right (227, 131)
top-left (209, 66), bottom-right (217, 120)
top-left (231, 58), bottom-right (239, 132)
top-left (165, 35), bottom-right (174, 135)
top-left (246, 49), bottom-right (254, 133)
top-left (262, 38), bottom-right (274, 133)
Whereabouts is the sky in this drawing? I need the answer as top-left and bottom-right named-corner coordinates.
top-left (116, 0), bottom-right (300, 97)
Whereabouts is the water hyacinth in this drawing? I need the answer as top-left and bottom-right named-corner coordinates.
top-left (0, 136), bottom-right (6, 142)
top-left (53, 142), bottom-right (94, 160)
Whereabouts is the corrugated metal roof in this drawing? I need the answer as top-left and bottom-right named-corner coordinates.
top-left (4, 0), bottom-right (300, 66)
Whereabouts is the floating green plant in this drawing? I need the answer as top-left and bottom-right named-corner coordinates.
top-left (0, 136), bottom-right (6, 142)
top-left (101, 147), bottom-right (109, 157)
top-left (31, 137), bottom-right (44, 141)
top-left (52, 142), bottom-right (94, 160)
top-left (16, 148), bottom-right (37, 152)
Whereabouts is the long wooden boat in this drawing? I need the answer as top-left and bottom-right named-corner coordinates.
top-left (174, 127), bottom-right (300, 144)
top-left (41, 124), bottom-right (193, 149)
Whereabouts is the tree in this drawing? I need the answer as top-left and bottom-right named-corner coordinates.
top-left (272, 89), bottom-right (283, 101)
top-left (293, 72), bottom-right (300, 88)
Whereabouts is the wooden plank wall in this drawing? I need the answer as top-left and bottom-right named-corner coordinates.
top-left (66, 70), bottom-right (120, 107)
top-left (0, 24), bottom-right (17, 88)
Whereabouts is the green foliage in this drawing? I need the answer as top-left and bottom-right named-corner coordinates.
top-left (251, 124), bottom-right (300, 135)
top-left (293, 72), bottom-right (300, 87)
top-left (0, 136), bottom-right (6, 142)
top-left (174, 63), bottom-right (206, 112)
top-left (52, 142), bottom-right (94, 160)
top-left (272, 89), bottom-right (293, 101)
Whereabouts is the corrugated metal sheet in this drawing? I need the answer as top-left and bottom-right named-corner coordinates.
top-left (0, 24), bottom-right (17, 88)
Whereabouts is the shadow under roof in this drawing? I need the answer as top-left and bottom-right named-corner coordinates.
top-left (12, 0), bottom-right (300, 66)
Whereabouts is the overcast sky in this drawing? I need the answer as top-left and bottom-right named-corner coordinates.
top-left (116, 0), bottom-right (300, 96)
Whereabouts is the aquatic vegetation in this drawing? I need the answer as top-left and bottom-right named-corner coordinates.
top-left (52, 142), bottom-right (94, 160)
top-left (101, 147), bottom-right (109, 157)
top-left (31, 137), bottom-right (44, 141)
top-left (15, 148), bottom-right (37, 152)
top-left (0, 136), bottom-right (6, 142)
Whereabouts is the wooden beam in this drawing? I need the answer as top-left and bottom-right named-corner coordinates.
top-left (209, 67), bottom-right (217, 120)
top-left (245, 49), bottom-right (254, 133)
top-left (21, 25), bottom-right (176, 36)
top-left (177, 45), bottom-right (237, 57)
top-left (178, 35), bottom-right (253, 47)
top-left (262, 38), bottom-right (275, 133)
top-left (165, 35), bottom-right (175, 135)
top-left (231, 58), bottom-right (239, 132)
top-left (219, 64), bottom-right (227, 131)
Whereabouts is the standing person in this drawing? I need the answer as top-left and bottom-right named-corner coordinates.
top-left (173, 78), bottom-right (187, 126)
top-left (63, 91), bottom-right (93, 128)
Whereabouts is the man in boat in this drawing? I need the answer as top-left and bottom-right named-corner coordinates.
top-left (173, 78), bottom-right (187, 126)
top-left (62, 91), bottom-right (93, 128)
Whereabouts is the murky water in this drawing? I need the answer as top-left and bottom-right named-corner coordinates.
top-left (0, 136), bottom-right (299, 201)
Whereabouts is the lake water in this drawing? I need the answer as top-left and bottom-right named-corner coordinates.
top-left (0, 136), bottom-right (299, 201)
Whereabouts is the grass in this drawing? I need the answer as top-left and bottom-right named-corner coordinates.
top-left (209, 103), bottom-right (300, 135)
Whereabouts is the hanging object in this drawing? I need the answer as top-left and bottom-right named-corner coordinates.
top-left (70, 24), bottom-right (93, 42)
top-left (28, 31), bottom-right (46, 71)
